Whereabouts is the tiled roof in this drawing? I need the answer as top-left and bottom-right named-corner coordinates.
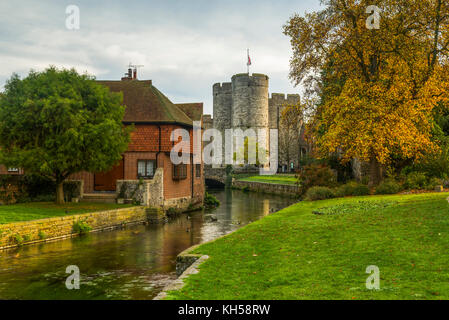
top-left (97, 80), bottom-right (193, 127)
top-left (175, 103), bottom-right (203, 121)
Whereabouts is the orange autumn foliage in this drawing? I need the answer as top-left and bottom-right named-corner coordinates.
top-left (284, 0), bottom-right (449, 184)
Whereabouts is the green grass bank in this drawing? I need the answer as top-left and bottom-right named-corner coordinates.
top-left (166, 193), bottom-right (449, 300)
top-left (0, 202), bottom-right (134, 224)
top-left (237, 174), bottom-right (298, 185)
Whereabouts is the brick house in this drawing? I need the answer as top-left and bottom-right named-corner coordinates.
top-left (1, 71), bottom-right (205, 209)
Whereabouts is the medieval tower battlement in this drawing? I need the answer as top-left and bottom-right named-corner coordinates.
top-left (209, 73), bottom-right (307, 172)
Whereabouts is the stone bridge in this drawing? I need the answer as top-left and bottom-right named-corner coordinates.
top-left (204, 166), bottom-right (227, 187)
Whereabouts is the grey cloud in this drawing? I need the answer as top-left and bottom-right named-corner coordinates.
top-left (0, 0), bottom-right (322, 114)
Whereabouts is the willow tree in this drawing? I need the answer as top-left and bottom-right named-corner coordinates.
top-left (0, 67), bottom-right (131, 203)
top-left (284, 0), bottom-right (449, 185)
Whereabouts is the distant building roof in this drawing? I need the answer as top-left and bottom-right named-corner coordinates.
top-left (175, 103), bottom-right (203, 121)
top-left (97, 80), bottom-right (193, 127)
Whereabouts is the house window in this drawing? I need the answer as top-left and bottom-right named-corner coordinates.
top-left (137, 160), bottom-right (156, 179)
top-left (195, 164), bottom-right (201, 178)
top-left (173, 164), bottom-right (187, 180)
top-left (7, 168), bottom-right (19, 173)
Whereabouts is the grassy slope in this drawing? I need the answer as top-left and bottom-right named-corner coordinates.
top-left (167, 193), bottom-right (449, 300)
top-left (238, 174), bottom-right (298, 185)
top-left (0, 202), bottom-right (134, 224)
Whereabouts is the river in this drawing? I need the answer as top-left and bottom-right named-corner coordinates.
top-left (0, 189), bottom-right (296, 300)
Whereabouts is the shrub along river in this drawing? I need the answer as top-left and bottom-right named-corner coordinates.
top-left (0, 189), bottom-right (296, 300)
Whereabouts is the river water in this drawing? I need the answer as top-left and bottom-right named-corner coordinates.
top-left (0, 189), bottom-right (296, 300)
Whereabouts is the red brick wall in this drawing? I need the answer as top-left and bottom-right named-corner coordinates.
top-left (2, 122), bottom-right (205, 203)
top-left (128, 125), bottom-right (160, 152)
top-left (160, 153), bottom-right (190, 200)
top-left (123, 152), bottom-right (157, 180)
top-left (128, 124), bottom-right (194, 153)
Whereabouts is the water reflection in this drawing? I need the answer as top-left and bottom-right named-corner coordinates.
top-left (0, 189), bottom-right (296, 300)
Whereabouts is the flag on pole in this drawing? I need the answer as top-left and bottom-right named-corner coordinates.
top-left (247, 49), bottom-right (252, 66)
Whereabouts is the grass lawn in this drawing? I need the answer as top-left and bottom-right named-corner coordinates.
top-left (167, 192), bottom-right (449, 300)
top-left (0, 202), bottom-right (135, 224)
top-left (237, 174), bottom-right (298, 185)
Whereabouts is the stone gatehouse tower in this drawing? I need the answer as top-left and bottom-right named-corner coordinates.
top-left (210, 73), bottom-right (308, 172)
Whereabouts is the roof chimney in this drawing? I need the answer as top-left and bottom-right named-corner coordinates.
top-left (121, 67), bottom-right (133, 81)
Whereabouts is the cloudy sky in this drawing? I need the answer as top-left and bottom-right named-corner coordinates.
top-left (0, 0), bottom-right (322, 114)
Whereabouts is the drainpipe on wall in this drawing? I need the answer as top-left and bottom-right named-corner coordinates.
top-left (191, 140), bottom-right (194, 200)
top-left (156, 125), bottom-right (162, 168)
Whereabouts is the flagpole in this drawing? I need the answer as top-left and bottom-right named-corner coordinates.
top-left (247, 49), bottom-right (249, 74)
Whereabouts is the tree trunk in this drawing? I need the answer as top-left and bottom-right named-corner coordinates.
top-left (369, 156), bottom-right (382, 187)
top-left (56, 181), bottom-right (65, 204)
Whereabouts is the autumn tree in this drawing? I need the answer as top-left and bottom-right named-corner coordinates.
top-left (0, 67), bottom-right (131, 203)
top-left (284, 0), bottom-right (449, 185)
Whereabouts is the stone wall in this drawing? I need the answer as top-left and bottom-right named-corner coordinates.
top-left (148, 168), bottom-right (164, 207)
top-left (232, 179), bottom-right (300, 196)
top-left (209, 73), bottom-right (309, 172)
top-left (0, 206), bottom-right (147, 250)
top-left (116, 168), bottom-right (164, 206)
top-left (116, 180), bottom-right (148, 205)
top-left (268, 93), bottom-right (307, 170)
top-left (213, 82), bottom-right (232, 165)
top-left (231, 73), bottom-right (269, 130)
top-left (164, 196), bottom-right (194, 212)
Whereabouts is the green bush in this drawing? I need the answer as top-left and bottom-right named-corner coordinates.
top-left (72, 219), bottom-right (92, 235)
top-left (0, 175), bottom-right (21, 204)
top-left (297, 164), bottom-right (337, 193)
top-left (12, 234), bottom-right (23, 245)
top-left (352, 184), bottom-right (370, 196)
top-left (16, 194), bottom-right (55, 203)
top-left (326, 154), bottom-right (354, 183)
top-left (407, 140), bottom-right (449, 180)
top-left (38, 230), bottom-right (47, 240)
top-left (305, 186), bottom-right (335, 201)
top-left (404, 172), bottom-right (428, 190)
top-left (335, 182), bottom-right (370, 197)
top-left (19, 174), bottom-right (55, 198)
top-left (166, 207), bottom-right (177, 217)
top-left (426, 177), bottom-right (443, 190)
top-left (204, 192), bottom-right (220, 210)
top-left (375, 179), bottom-right (403, 195)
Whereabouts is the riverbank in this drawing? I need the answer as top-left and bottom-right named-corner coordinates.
top-left (236, 174), bottom-right (297, 185)
top-left (165, 192), bottom-right (449, 300)
top-left (232, 175), bottom-right (300, 196)
top-left (232, 180), bottom-right (300, 197)
top-left (0, 205), bottom-right (148, 250)
top-left (0, 202), bottom-right (133, 224)
top-left (0, 189), bottom-right (295, 299)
